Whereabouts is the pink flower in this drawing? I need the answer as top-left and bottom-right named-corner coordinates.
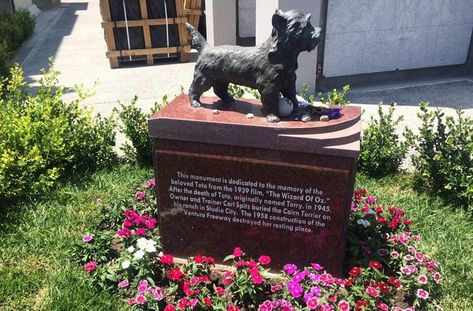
top-left (161, 254), bottom-right (174, 265)
top-left (433, 271), bottom-right (441, 283)
top-left (251, 271), bottom-right (264, 284)
top-left (271, 284), bottom-right (282, 292)
top-left (135, 191), bottom-right (145, 200)
top-left (338, 300), bottom-right (350, 311)
top-left (164, 305), bottom-right (175, 311)
top-left (146, 178), bottom-right (156, 188)
top-left (138, 279), bottom-right (148, 293)
top-left (117, 227), bottom-right (131, 238)
top-left (233, 247), bottom-right (243, 257)
top-left (82, 235), bottom-right (94, 243)
top-left (366, 286), bottom-right (380, 298)
top-left (415, 251), bottom-right (425, 262)
top-left (84, 261), bottom-right (97, 273)
top-left (258, 255), bottom-right (271, 265)
top-left (391, 251), bottom-right (400, 258)
top-left (135, 227), bottom-right (147, 236)
top-left (307, 297), bottom-right (319, 309)
top-left (128, 297), bottom-right (136, 305)
top-left (418, 274), bottom-right (428, 284)
top-left (376, 301), bottom-right (388, 311)
top-left (378, 248), bottom-right (388, 256)
top-left (417, 289), bottom-right (429, 299)
top-left (136, 294), bottom-right (146, 305)
top-left (118, 280), bottom-right (129, 288)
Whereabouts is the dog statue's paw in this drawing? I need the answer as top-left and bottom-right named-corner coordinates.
top-left (266, 113), bottom-right (280, 123)
top-left (191, 100), bottom-right (202, 108)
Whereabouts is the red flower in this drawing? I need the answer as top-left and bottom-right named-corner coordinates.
top-left (250, 272), bottom-right (263, 284)
top-left (204, 256), bottom-right (215, 264)
top-left (194, 255), bottom-right (204, 264)
top-left (349, 266), bottom-right (362, 277)
top-left (328, 295), bottom-right (337, 303)
top-left (215, 287), bottom-right (225, 296)
top-left (378, 282), bottom-right (391, 293)
top-left (161, 254), bottom-right (174, 265)
top-left (204, 297), bottom-right (212, 306)
top-left (258, 255), bottom-right (271, 265)
top-left (355, 300), bottom-right (368, 311)
top-left (369, 261), bottom-right (383, 270)
top-left (228, 305), bottom-right (240, 311)
top-left (376, 217), bottom-right (387, 223)
top-left (178, 297), bottom-right (188, 309)
top-left (233, 247), bottom-right (243, 257)
top-left (167, 267), bottom-right (183, 281)
top-left (164, 305), bottom-right (175, 311)
top-left (388, 276), bottom-right (401, 288)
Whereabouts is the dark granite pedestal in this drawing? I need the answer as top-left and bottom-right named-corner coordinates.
top-left (148, 95), bottom-right (361, 276)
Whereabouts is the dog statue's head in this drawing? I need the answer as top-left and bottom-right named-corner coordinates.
top-left (269, 10), bottom-right (321, 59)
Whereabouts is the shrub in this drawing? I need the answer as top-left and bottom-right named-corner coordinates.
top-left (117, 96), bottom-right (168, 166)
top-left (412, 103), bottom-right (473, 209)
top-left (0, 64), bottom-right (116, 202)
top-left (358, 104), bottom-right (412, 177)
top-left (0, 10), bottom-right (35, 77)
top-left (317, 84), bottom-right (350, 106)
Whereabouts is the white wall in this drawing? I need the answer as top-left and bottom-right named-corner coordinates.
top-left (205, 0), bottom-right (237, 46)
top-left (323, 0), bottom-right (473, 77)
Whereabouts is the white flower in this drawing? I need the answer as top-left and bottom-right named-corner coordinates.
top-left (136, 237), bottom-right (148, 250)
top-left (127, 246), bottom-right (135, 253)
top-left (145, 244), bottom-right (157, 253)
top-left (121, 259), bottom-right (131, 269)
top-left (134, 250), bottom-right (145, 260)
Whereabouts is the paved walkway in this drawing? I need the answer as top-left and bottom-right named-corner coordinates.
top-left (15, 0), bottom-right (473, 135)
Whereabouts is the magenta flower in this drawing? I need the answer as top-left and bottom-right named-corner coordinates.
top-left (82, 235), bottom-right (94, 243)
top-left (311, 263), bottom-right (323, 271)
top-left (284, 264), bottom-right (298, 275)
top-left (338, 300), bottom-right (350, 311)
top-left (135, 191), bottom-right (145, 200)
top-left (136, 294), bottom-right (146, 305)
top-left (118, 280), bottom-right (129, 288)
top-left (84, 261), bottom-right (97, 273)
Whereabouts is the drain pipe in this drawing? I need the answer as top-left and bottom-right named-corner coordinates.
top-left (10, 0), bottom-right (16, 12)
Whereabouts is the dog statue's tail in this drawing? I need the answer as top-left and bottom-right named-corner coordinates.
top-left (186, 23), bottom-right (209, 52)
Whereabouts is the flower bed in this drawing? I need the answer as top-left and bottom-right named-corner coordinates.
top-left (74, 180), bottom-right (441, 310)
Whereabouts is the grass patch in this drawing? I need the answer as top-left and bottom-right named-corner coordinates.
top-left (356, 173), bottom-right (473, 310)
top-left (0, 165), bottom-right (151, 310)
top-left (0, 167), bottom-right (471, 309)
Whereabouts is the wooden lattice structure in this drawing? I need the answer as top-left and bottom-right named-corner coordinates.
top-left (100, 0), bottom-right (195, 68)
top-left (183, 0), bottom-right (202, 30)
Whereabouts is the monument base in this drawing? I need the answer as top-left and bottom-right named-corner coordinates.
top-left (148, 95), bottom-right (361, 276)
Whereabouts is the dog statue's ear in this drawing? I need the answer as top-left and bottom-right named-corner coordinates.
top-left (305, 13), bottom-right (311, 21)
top-left (272, 10), bottom-right (287, 32)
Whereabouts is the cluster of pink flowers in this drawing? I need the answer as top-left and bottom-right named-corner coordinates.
top-left (128, 280), bottom-right (164, 305)
top-left (84, 260), bottom-right (97, 273)
top-left (117, 209), bottom-right (157, 238)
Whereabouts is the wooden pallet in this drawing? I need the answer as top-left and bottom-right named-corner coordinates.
top-left (184, 0), bottom-right (202, 30)
top-left (100, 0), bottom-right (191, 68)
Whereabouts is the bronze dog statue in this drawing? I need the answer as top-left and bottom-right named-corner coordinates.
top-left (186, 9), bottom-right (321, 122)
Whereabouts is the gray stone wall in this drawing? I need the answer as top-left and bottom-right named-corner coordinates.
top-left (323, 0), bottom-right (473, 77)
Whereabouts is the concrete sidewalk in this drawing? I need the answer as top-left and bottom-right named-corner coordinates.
top-left (15, 0), bottom-right (473, 133)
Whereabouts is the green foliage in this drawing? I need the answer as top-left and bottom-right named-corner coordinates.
top-left (299, 83), bottom-right (315, 103)
top-left (0, 10), bottom-right (35, 77)
top-left (227, 83), bottom-right (261, 100)
top-left (117, 95), bottom-right (168, 166)
top-left (411, 103), bottom-right (473, 209)
top-left (0, 64), bottom-right (117, 202)
top-left (317, 84), bottom-right (350, 106)
top-left (358, 104), bottom-right (412, 177)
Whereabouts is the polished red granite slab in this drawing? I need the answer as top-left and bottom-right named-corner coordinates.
top-left (149, 95), bottom-right (361, 276)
